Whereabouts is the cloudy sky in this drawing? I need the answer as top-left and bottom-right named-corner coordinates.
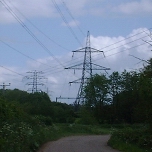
top-left (0, 0), bottom-right (152, 103)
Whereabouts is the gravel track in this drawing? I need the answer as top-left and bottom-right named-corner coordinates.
top-left (37, 135), bottom-right (120, 152)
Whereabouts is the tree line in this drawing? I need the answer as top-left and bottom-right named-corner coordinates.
top-left (1, 58), bottom-right (151, 151)
top-left (0, 58), bottom-right (152, 126)
top-left (0, 90), bottom-right (76, 126)
top-left (82, 58), bottom-right (152, 127)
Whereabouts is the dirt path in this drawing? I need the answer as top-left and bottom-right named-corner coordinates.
top-left (37, 135), bottom-right (120, 152)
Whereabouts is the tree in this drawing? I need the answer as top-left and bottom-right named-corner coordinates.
top-left (84, 74), bottom-right (110, 123)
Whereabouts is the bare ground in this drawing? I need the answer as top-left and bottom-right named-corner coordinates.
top-left (37, 135), bottom-right (120, 152)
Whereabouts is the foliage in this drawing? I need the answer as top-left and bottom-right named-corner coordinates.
top-left (75, 107), bottom-right (98, 125)
top-left (1, 58), bottom-right (152, 151)
top-left (82, 59), bottom-right (152, 125)
top-left (108, 126), bottom-right (152, 152)
top-left (0, 98), bottom-right (26, 124)
top-left (0, 122), bottom-right (111, 152)
top-left (0, 90), bottom-right (77, 151)
top-left (108, 136), bottom-right (148, 152)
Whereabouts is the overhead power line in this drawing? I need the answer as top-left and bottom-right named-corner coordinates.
top-left (64, 29), bottom-right (152, 66)
top-left (0, 39), bottom-right (53, 68)
top-left (1, 0), bottom-right (151, 77)
top-left (62, 31), bottom-right (151, 69)
top-left (32, 30), bottom-right (152, 75)
top-left (0, 0), bottom-right (65, 69)
top-left (41, 42), bottom-right (149, 76)
top-left (99, 28), bottom-right (152, 51)
top-left (44, 40), bottom-right (149, 75)
top-left (7, 0), bottom-right (70, 52)
top-left (52, 0), bottom-right (83, 47)
top-left (129, 54), bottom-right (150, 64)
top-left (61, 1), bottom-right (85, 37)
top-left (43, 29), bottom-right (151, 74)
top-left (0, 65), bottom-right (24, 76)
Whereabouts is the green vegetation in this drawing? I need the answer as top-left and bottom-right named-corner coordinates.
top-left (0, 58), bottom-right (152, 151)
top-left (0, 91), bottom-right (76, 151)
top-left (108, 125), bottom-right (152, 152)
top-left (0, 90), bottom-right (111, 151)
top-left (82, 58), bottom-right (152, 151)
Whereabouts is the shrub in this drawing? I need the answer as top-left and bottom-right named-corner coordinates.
top-left (109, 126), bottom-right (152, 152)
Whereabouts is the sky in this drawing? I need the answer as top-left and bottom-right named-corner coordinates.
top-left (0, 0), bottom-right (152, 103)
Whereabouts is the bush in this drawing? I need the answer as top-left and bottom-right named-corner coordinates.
top-left (75, 108), bottom-right (98, 125)
top-left (34, 115), bottom-right (53, 126)
top-left (0, 121), bottom-right (55, 152)
top-left (108, 126), bottom-right (152, 152)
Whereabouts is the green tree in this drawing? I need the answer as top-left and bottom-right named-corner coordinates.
top-left (108, 72), bottom-right (122, 123)
top-left (112, 70), bottom-right (140, 123)
top-left (84, 74), bottom-right (110, 123)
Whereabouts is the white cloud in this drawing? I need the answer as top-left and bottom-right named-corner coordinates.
top-left (0, 28), bottom-right (151, 103)
top-left (1, 0), bottom-right (152, 24)
top-left (90, 35), bottom-right (125, 61)
top-left (0, 0), bottom-right (91, 24)
top-left (62, 20), bottom-right (80, 27)
top-left (0, 0), bottom-right (56, 23)
top-left (90, 28), bottom-right (151, 72)
top-left (115, 0), bottom-right (152, 15)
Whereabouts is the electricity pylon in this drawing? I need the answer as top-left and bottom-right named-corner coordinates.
top-left (65, 31), bottom-right (110, 106)
top-left (0, 82), bottom-right (11, 94)
top-left (25, 70), bottom-right (46, 93)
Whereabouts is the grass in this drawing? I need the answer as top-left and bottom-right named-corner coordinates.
top-left (108, 125), bottom-right (152, 152)
top-left (2, 121), bottom-right (151, 152)
top-left (36, 123), bottom-right (113, 151)
top-left (108, 136), bottom-right (149, 152)
top-left (0, 122), bottom-right (112, 152)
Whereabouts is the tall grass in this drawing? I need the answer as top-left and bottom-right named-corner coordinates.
top-left (0, 122), bottom-right (112, 152)
top-left (108, 125), bottom-right (152, 152)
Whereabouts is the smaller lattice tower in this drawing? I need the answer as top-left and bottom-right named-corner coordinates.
top-left (25, 70), bottom-right (46, 93)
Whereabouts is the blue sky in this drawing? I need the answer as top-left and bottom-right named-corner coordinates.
top-left (0, 0), bottom-right (152, 103)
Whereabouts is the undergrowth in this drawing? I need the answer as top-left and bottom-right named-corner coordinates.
top-left (108, 125), bottom-right (152, 152)
top-left (0, 122), bottom-right (111, 152)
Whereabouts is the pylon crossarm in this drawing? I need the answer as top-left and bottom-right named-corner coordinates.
top-left (72, 48), bottom-right (86, 52)
top-left (90, 48), bottom-right (103, 52)
top-left (65, 63), bottom-right (83, 69)
top-left (69, 78), bottom-right (81, 84)
top-left (72, 47), bottom-right (103, 53)
top-left (72, 47), bottom-right (90, 52)
top-left (92, 63), bottom-right (110, 70)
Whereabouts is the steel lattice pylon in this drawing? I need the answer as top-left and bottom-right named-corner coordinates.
top-left (65, 31), bottom-right (110, 107)
top-left (25, 70), bottom-right (46, 93)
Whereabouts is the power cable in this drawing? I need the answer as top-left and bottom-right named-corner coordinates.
top-left (42, 41), bottom-right (150, 75)
top-left (0, 39), bottom-right (54, 68)
top-left (0, 0), bottom-right (65, 69)
top-left (7, 0), bottom-right (71, 52)
top-left (2, 1), bottom-right (151, 74)
top-left (1, 0), bottom-right (151, 77)
top-left (43, 29), bottom-right (151, 73)
top-left (97, 42), bottom-right (148, 61)
top-left (51, 0), bottom-right (83, 47)
top-left (1, 0), bottom-right (83, 79)
top-left (0, 65), bottom-right (24, 76)
top-left (99, 28), bottom-right (152, 50)
top-left (51, 34), bottom-right (150, 73)
top-left (61, 0), bottom-right (86, 37)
